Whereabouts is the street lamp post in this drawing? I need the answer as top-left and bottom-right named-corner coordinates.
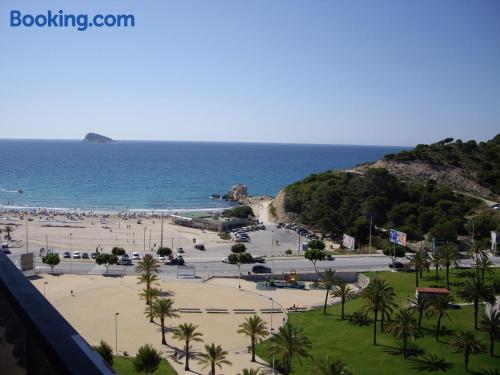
top-left (143, 227), bottom-right (146, 253)
top-left (238, 262), bottom-right (241, 289)
top-left (43, 281), bottom-right (48, 297)
top-left (115, 312), bottom-right (119, 355)
top-left (270, 297), bottom-right (275, 373)
top-left (70, 233), bottom-right (73, 272)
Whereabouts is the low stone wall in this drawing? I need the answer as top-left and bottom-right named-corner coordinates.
top-left (239, 271), bottom-right (359, 283)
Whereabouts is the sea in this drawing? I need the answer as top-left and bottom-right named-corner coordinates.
top-left (0, 140), bottom-right (408, 212)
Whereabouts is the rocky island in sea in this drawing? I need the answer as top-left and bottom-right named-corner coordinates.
top-left (83, 132), bottom-right (114, 143)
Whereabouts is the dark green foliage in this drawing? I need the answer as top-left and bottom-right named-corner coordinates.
top-left (383, 246), bottom-right (406, 258)
top-left (222, 205), bottom-right (254, 218)
top-left (308, 239), bottom-right (325, 250)
top-left (156, 247), bottom-right (172, 257)
top-left (231, 243), bottom-right (247, 253)
top-left (304, 249), bottom-right (325, 271)
top-left (284, 168), bottom-right (478, 241)
top-left (111, 247), bottom-right (126, 256)
top-left (93, 340), bottom-right (113, 365)
top-left (349, 310), bottom-right (371, 326)
top-left (227, 253), bottom-right (239, 264)
top-left (238, 252), bottom-right (254, 264)
top-left (42, 253), bottom-right (60, 272)
top-left (95, 253), bottom-right (118, 273)
top-left (133, 344), bottom-right (161, 374)
top-left (385, 134), bottom-right (500, 194)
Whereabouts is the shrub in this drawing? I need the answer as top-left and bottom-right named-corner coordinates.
top-left (222, 205), bottom-right (254, 218)
top-left (93, 340), bottom-right (113, 365)
top-left (133, 344), bottom-right (161, 374)
top-left (285, 249), bottom-right (293, 255)
top-left (218, 232), bottom-right (231, 240)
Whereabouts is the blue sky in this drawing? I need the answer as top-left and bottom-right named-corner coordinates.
top-left (0, 0), bottom-right (499, 146)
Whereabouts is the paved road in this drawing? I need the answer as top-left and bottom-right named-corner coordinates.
top-left (10, 252), bottom-right (500, 278)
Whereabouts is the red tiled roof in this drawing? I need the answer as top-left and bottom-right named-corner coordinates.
top-left (416, 287), bottom-right (449, 294)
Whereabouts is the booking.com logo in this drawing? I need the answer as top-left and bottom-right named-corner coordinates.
top-left (10, 10), bottom-right (135, 31)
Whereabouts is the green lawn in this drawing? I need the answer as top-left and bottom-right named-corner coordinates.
top-left (256, 267), bottom-right (500, 375)
top-left (113, 357), bottom-right (177, 375)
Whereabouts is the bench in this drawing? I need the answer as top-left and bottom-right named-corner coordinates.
top-left (260, 308), bottom-right (282, 314)
top-left (206, 308), bottom-right (229, 314)
top-left (233, 308), bottom-right (256, 314)
top-left (177, 308), bottom-right (202, 313)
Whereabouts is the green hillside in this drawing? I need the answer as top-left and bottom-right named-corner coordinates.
top-left (384, 134), bottom-right (500, 195)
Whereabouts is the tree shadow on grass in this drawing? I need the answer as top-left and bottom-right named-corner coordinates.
top-left (385, 342), bottom-right (425, 358)
top-left (410, 355), bottom-right (454, 372)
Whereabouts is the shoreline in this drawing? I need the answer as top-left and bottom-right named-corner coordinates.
top-left (0, 195), bottom-right (274, 217)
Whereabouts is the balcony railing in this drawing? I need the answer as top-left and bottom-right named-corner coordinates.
top-left (0, 251), bottom-right (115, 375)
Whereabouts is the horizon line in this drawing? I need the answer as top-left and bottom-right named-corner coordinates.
top-left (0, 137), bottom-right (413, 148)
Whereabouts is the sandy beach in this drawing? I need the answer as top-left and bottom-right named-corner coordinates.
top-left (30, 273), bottom-right (347, 374)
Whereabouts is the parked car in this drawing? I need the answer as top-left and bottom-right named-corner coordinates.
top-left (91, 252), bottom-right (98, 259)
top-left (252, 256), bottom-right (266, 264)
top-left (132, 252), bottom-right (140, 260)
top-left (158, 255), bottom-right (165, 261)
top-left (194, 244), bottom-right (205, 250)
top-left (72, 251), bottom-right (81, 259)
top-left (325, 254), bottom-right (335, 261)
top-left (389, 261), bottom-right (404, 269)
top-left (167, 257), bottom-right (185, 266)
top-left (236, 238), bottom-right (250, 243)
top-left (252, 265), bottom-right (272, 274)
top-left (82, 252), bottom-right (90, 259)
top-left (63, 251), bottom-right (71, 258)
top-left (177, 248), bottom-right (185, 254)
top-left (118, 256), bottom-right (133, 266)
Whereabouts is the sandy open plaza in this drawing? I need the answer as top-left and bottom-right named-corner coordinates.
top-left (30, 273), bottom-right (346, 374)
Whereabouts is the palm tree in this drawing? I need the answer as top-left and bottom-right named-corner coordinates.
top-left (237, 315), bottom-right (269, 362)
top-left (173, 323), bottom-right (204, 371)
top-left (386, 308), bottom-right (419, 358)
top-left (313, 355), bottom-right (352, 375)
top-left (479, 309), bottom-right (500, 356)
top-left (451, 330), bottom-right (484, 371)
top-left (3, 225), bottom-right (14, 241)
top-left (136, 254), bottom-right (161, 305)
top-left (468, 242), bottom-right (488, 276)
top-left (319, 269), bottom-right (339, 315)
top-left (430, 253), bottom-right (442, 285)
top-left (148, 298), bottom-right (179, 345)
top-left (477, 254), bottom-right (495, 283)
top-left (459, 276), bottom-right (495, 329)
top-left (238, 369), bottom-right (260, 375)
top-left (428, 294), bottom-right (452, 342)
top-left (439, 245), bottom-right (460, 290)
top-left (269, 322), bottom-right (312, 375)
top-left (140, 287), bottom-right (160, 322)
top-left (409, 295), bottom-right (430, 329)
top-left (362, 278), bottom-right (394, 345)
top-left (379, 285), bottom-right (397, 332)
top-left (331, 283), bottom-right (356, 320)
top-left (198, 343), bottom-right (232, 375)
top-left (408, 250), bottom-right (429, 287)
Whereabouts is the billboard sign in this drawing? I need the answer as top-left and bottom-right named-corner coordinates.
top-left (492, 231), bottom-right (498, 252)
top-left (390, 229), bottom-right (407, 247)
top-left (20, 252), bottom-right (34, 272)
top-left (343, 234), bottom-right (355, 251)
